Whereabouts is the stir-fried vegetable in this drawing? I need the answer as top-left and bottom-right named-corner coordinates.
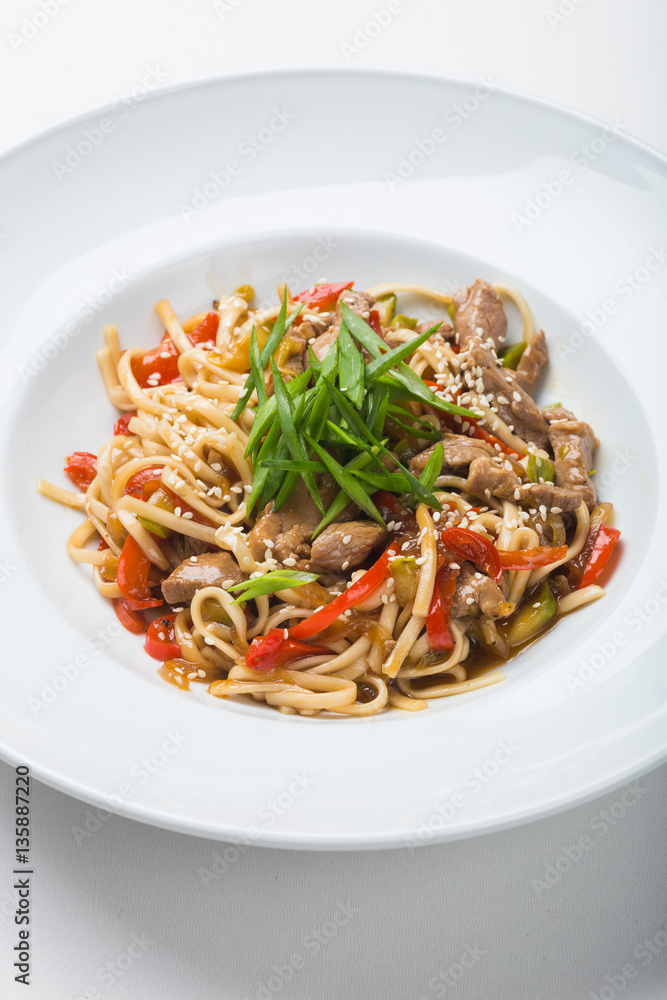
top-left (579, 524), bottom-right (620, 589)
top-left (425, 565), bottom-right (459, 651)
top-left (504, 581), bottom-right (557, 646)
top-left (113, 598), bottom-right (147, 634)
top-left (292, 281), bottom-right (353, 311)
top-left (227, 570), bottom-right (319, 604)
top-left (391, 557), bottom-right (419, 605)
top-left (64, 452), bottom-right (97, 490)
top-left (246, 542), bottom-right (399, 670)
top-left (374, 293), bottom-right (396, 326)
top-left (117, 534), bottom-right (161, 607)
top-left (499, 341), bottom-right (526, 369)
top-left (526, 455), bottom-right (555, 483)
top-left (441, 526), bottom-right (502, 582)
top-left (498, 545), bottom-right (567, 571)
top-left (113, 412), bottom-right (136, 437)
top-left (144, 614), bottom-right (180, 661)
top-left (245, 632), bottom-right (329, 671)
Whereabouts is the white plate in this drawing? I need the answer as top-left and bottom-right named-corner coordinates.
top-left (1, 70), bottom-right (666, 850)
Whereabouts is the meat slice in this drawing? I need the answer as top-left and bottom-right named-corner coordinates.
top-left (543, 406), bottom-right (576, 424)
top-left (452, 280), bottom-right (507, 351)
top-left (465, 456), bottom-right (584, 512)
top-left (465, 456), bottom-right (520, 502)
top-left (311, 289), bottom-right (375, 361)
top-left (548, 418), bottom-right (599, 510)
top-left (161, 551), bottom-right (246, 604)
top-left (465, 338), bottom-right (550, 449)
top-left (409, 433), bottom-right (495, 473)
top-left (310, 521), bottom-right (387, 572)
top-left (246, 479), bottom-right (349, 569)
top-left (165, 534), bottom-right (210, 570)
top-left (508, 330), bottom-right (549, 396)
top-left (451, 562), bottom-right (512, 619)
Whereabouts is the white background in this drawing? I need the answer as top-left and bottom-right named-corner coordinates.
top-left (1, 1), bottom-right (667, 998)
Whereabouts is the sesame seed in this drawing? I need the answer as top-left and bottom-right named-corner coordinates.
top-left (189, 556), bottom-right (198, 563)
top-left (210, 463), bottom-right (222, 471)
top-left (174, 507), bottom-right (182, 516)
top-left (203, 637), bottom-right (215, 646)
top-left (386, 521), bottom-right (396, 532)
top-left (283, 557), bottom-right (296, 567)
top-left (197, 669), bottom-right (206, 678)
top-left (466, 597), bottom-right (475, 605)
top-left (513, 488), bottom-right (521, 500)
top-left (513, 391), bottom-right (522, 402)
top-left (381, 594), bottom-right (389, 604)
top-left (433, 512), bottom-right (440, 522)
top-left (415, 556), bottom-right (426, 566)
top-left (230, 486), bottom-right (243, 494)
top-left (182, 511), bottom-right (194, 519)
top-left (342, 560), bottom-right (350, 570)
top-left (550, 506), bottom-right (562, 514)
top-left (283, 629), bottom-right (289, 639)
top-left (187, 671), bottom-right (198, 679)
top-left (449, 562), bottom-right (460, 569)
top-left (222, 578), bottom-right (235, 588)
top-left (401, 541), bottom-right (410, 552)
top-left (342, 534), bottom-right (352, 544)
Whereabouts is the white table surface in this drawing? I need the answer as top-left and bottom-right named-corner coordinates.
top-left (1, 2), bottom-right (666, 997)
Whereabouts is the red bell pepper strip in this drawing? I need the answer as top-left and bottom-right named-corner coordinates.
top-left (130, 313), bottom-right (222, 388)
top-left (187, 312), bottom-right (220, 348)
top-left (441, 526), bottom-right (502, 582)
top-left (245, 541), bottom-right (400, 671)
top-left (292, 281), bottom-right (353, 311)
top-left (498, 545), bottom-right (568, 571)
top-left (64, 452), bottom-right (97, 490)
top-left (291, 541), bottom-right (400, 640)
top-left (125, 596), bottom-right (163, 611)
top-left (113, 412), bottom-right (136, 436)
top-left (131, 333), bottom-right (181, 388)
top-left (426, 564), bottom-right (460, 651)
top-left (579, 524), bottom-right (621, 589)
top-left (113, 598), bottom-right (147, 635)
top-left (144, 613), bottom-right (181, 661)
top-left (117, 534), bottom-right (154, 602)
top-left (372, 490), bottom-right (414, 524)
top-left (245, 631), bottom-right (329, 672)
top-left (123, 466), bottom-right (164, 498)
top-left (368, 310), bottom-right (383, 335)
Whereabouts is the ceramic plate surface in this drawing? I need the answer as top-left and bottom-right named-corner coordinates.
top-left (1, 70), bottom-right (666, 849)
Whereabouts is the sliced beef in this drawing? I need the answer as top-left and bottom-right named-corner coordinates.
top-left (464, 338), bottom-right (550, 449)
top-left (452, 280), bottom-right (507, 351)
top-left (465, 456), bottom-right (520, 502)
top-left (465, 456), bottom-right (584, 512)
top-left (543, 406), bottom-right (576, 424)
top-left (451, 562), bottom-right (511, 619)
top-left (415, 319), bottom-right (454, 339)
top-left (311, 289), bottom-right (375, 361)
top-left (508, 330), bottom-right (549, 396)
top-left (310, 521), bottom-right (387, 572)
top-left (161, 551), bottom-right (246, 604)
top-left (548, 418), bottom-right (599, 510)
top-left (409, 433), bottom-right (495, 474)
top-left (165, 534), bottom-right (210, 570)
top-left (247, 479), bottom-right (349, 569)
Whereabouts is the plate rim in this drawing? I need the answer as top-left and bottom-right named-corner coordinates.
top-left (2, 68), bottom-right (667, 849)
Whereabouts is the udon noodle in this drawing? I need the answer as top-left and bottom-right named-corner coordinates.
top-left (38, 276), bottom-right (620, 716)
